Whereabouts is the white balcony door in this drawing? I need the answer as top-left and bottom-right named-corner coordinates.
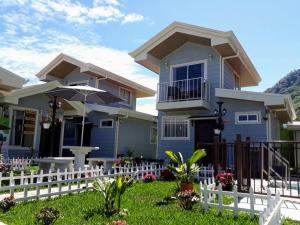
top-left (171, 61), bottom-right (206, 99)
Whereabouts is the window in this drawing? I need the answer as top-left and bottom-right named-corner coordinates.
top-left (100, 119), bottom-right (113, 128)
top-left (234, 73), bottom-right (240, 90)
top-left (162, 117), bottom-right (190, 140)
top-left (150, 127), bottom-right (157, 144)
top-left (119, 87), bottom-right (132, 105)
top-left (235, 112), bottom-right (261, 124)
top-left (172, 62), bottom-right (206, 81)
top-left (67, 80), bottom-right (89, 86)
top-left (10, 109), bottom-right (37, 147)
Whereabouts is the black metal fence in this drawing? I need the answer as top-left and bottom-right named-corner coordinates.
top-left (206, 135), bottom-right (300, 198)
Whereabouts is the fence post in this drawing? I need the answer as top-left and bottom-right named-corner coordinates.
top-left (218, 184), bottom-right (223, 214)
top-left (203, 182), bottom-right (208, 212)
top-left (233, 185), bottom-right (238, 218)
top-left (249, 186), bottom-right (255, 219)
top-left (235, 134), bottom-right (243, 192)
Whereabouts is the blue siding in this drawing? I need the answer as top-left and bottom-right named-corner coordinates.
top-left (88, 111), bottom-right (116, 158)
top-left (223, 62), bottom-right (235, 89)
top-left (118, 117), bottom-right (156, 159)
top-left (219, 98), bottom-right (267, 142)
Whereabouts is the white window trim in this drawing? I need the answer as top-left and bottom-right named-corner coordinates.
top-left (233, 71), bottom-right (241, 90)
top-left (235, 111), bottom-right (261, 125)
top-left (170, 59), bottom-right (208, 83)
top-left (161, 116), bottom-right (190, 140)
top-left (100, 119), bottom-right (114, 128)
top-left (119, 86), bottom-right (133, 106)
top-left (150, 126), bottom-right (157, 144)
top-left (67, 80), bottom-right (89, 86)
top-left (8, 106), bottom-right (39, 149)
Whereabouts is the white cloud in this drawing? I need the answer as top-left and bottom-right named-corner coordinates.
top-left (136, 101), bottom-right (157, 116)
top-left (122, 13), bottom-right (144, 24)
top-left (0, 0), bottom-right (156, 115)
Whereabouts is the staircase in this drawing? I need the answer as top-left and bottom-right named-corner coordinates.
top-left (262, 143), bottom-right (290, 188)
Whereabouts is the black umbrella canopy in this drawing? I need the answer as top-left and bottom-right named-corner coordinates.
top-left (46, 85), bottom-right (123, 104)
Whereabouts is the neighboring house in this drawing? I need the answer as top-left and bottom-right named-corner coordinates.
top-left (130, 22), bottom-right (296, 163)
top-left (0, 54), bottom-right (157, 159)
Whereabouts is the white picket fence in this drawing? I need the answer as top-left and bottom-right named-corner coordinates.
top-left (0, 157), bottom-right (35, 170)
top-left (0, 164), bottom-right (165, 202)
top-left (201, 181), bottom-right (283, 225)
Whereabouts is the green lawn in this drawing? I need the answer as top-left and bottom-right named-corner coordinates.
top-left (0, 181), bottom-right (295, 225)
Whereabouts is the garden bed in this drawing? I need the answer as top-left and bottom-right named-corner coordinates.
top-left (0, 181), bottom-right (298, 225)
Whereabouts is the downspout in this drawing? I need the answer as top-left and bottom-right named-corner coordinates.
top-left (221, 51), bottom-right (240, 88)
top-left (114, 113), bottom-right (129, 158)
top-left (95, 75), bottom-right (108, 88)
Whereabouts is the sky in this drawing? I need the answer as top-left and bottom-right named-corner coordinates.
top-left (0, 0), bottom-right (300, 116)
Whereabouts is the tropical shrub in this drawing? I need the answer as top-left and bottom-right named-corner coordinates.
top-left (177, 190), bottom-right (200, 210)
top-left (94, 176), bottom-right (133, 216)
top-left (143, 173), bottom-right (156, 183)
top-left (160, 169), bottom-right (176, 181)
top-left (165, 149), bottom-right (206, 191)
top-left (215, 172), bottom-right (235, 191)
top-left (36, 207), bottom-right (60, 225)
top-left (0, 195), bottom-right (15, 212)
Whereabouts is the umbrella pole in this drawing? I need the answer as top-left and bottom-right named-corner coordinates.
top-left (80, 95), bottom-right (87, 147)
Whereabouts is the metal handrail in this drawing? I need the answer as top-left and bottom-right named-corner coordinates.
top-left (157, 77), bottom-right (209, 103)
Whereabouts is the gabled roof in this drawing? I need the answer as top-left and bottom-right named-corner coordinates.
top-left (36, 53), bottom-right (155, 98)
top-left (0, 66), bottom-right (26, 91)
top-left (130, 21), bottom-right (262, 87)
top-left (215, 88), bottom-right (297, 122)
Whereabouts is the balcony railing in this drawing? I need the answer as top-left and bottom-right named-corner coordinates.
top-left (157, 77), bottom-right (210, 103)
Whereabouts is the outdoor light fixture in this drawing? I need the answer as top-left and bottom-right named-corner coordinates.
top-left (214, 102), bottom-right (227, 142)
top-left (48, 100), bottom-right (62, 109)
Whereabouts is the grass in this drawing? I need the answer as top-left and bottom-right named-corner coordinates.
top-left (284, 219), bottom-right (300, 225)
top-left (0, 181), bottom-right (296, 225)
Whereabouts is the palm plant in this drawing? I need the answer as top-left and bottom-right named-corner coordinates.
top-left (94, 176), bottom-right (133, 216)
top-left (165, 149), bottom-right (206, 190)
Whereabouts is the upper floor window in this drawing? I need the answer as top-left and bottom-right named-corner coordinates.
top-left (68, 80), bottom-right (89, 86)
top-left (235, 111), bottom-right (261, 124)
top-left (119, 87), bottom-right (132, 106)
top-left (234, 73), bottom-right (240, 90)
top-left (171, 60), bottom-right (207, 82)
top-left (161, 116), bottom-right (190, 140)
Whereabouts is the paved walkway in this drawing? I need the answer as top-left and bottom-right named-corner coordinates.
top-left (230, 197), bottom-right (300, 221)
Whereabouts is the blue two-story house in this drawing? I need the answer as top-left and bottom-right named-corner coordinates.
top-left (130, 22), bottom-right (296, 163)
top-left (0, 54), bottom-right (157, 160)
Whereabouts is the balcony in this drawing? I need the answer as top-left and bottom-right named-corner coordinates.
top-left (157, 77), bottom-right (210, 111)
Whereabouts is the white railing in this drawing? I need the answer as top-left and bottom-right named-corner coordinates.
top-left (201, 182), bottom-right (283, 225)
top-left (0, 164), bottom-right (165, 202)
top-left (157, 77), bottom-right (210, 103)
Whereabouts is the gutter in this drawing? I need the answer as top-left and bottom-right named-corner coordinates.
top-left (220, 51), bottom-right (239, 88)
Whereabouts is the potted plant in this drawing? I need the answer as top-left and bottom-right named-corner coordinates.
top-left (165, 149), bottom-right (206, 192)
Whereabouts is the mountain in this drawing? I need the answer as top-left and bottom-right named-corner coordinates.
top-left (265, 69), bottom-right (300, 117)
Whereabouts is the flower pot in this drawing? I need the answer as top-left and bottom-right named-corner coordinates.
top-left (180, 182), bottom-right (194, 192)
top-left (43, 123), bottom-right (51, 129)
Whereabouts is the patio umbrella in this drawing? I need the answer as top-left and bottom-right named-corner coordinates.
top-left (46, 85), bottom-right (123, 146)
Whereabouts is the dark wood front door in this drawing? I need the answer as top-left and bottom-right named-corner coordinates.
top-left (195, 119), bottom-right (216, 165)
